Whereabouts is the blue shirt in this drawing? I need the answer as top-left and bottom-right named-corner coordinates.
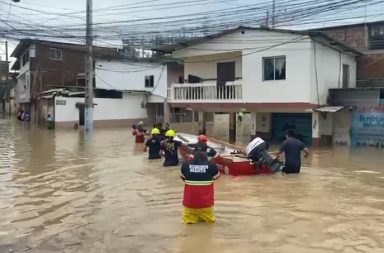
top-left (279, 137), bottom-right (306, 167)
top-left (145, 136), bottom-right (162, 160)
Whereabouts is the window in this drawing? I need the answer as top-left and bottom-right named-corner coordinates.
top-left (77, 78), bottom-right (85, 87)
top-left (368, 24), bottom-right (384, 50)
top-left (95, 89), bottom-right (123, 99)
top-left (263, 56), bottom-right (286, 81)
top-left (49, 48), bottom-right (63, 60)
top-left (145, 75), bottom-right (154, 88)
top-left (342, 64), bottom-right (350, 88)
top-left (21, 50), bottom-right (30, 66)
top-left (23, 74), bottom-right (30, 92)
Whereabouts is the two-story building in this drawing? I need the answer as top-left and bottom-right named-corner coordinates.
top-left (10, 39), bottom-right (120, 124)
top-left (317, 21), bottom-right (384, 146)
top-left (94, 59), bottom-right (184, 125)
top-left (52, 59), bottom-right (185, 127)
top-left (155, 26), bottom-right (360, 146)
top-left (38, 57), bottom-right (191, 128)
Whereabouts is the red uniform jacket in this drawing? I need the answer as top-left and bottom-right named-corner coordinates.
top-left (181, 160), bottom-right (219, 209)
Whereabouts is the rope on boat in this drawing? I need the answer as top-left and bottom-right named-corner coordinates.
top-left (207, 136), bottom-right (245, 153)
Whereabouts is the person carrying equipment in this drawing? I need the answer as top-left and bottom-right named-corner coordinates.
top-left (144, 128), bottom-right (162, 160)
top-left (180, 152), bottom-right (220, 224)
top-left (161, 129), bottom-right (183, 167)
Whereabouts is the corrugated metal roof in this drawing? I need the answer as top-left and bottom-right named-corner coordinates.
top-left (315, 106), bottom-right (345, 113)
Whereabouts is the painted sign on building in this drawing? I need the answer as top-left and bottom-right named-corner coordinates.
top-left (351, 106), bottom-right (384, 146)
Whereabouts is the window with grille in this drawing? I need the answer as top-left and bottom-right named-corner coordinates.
top-left (49, 48), bottom-right (63, 61)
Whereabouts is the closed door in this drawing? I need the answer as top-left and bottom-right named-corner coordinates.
top-left (217, 62), bottom-right (235, 99)
top-left (342, 64), bottom-right (350, 88)
top-left (79, 106), bottom-right (85, 126)
top-left (217, 62), bottom-right (235, 86)
top-left (271, 113), bottom-right (312, 146)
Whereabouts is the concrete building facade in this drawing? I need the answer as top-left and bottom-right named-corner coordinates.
top-left (156, 26), bottom-right (360, 146)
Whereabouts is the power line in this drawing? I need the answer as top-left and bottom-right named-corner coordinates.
top-left (0, 0), bottom-right (382, 51)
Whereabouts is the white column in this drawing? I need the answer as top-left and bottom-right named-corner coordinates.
top-left (163, 98), bottom-right (170, 124)
top-left (198, 111), bottom-right (207, 132)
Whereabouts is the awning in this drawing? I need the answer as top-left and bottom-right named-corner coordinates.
top-left (314, 106), bottom-right (345, 113)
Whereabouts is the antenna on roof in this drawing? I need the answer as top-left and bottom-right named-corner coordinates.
top-left (272, 0), bottom-right (276, 28)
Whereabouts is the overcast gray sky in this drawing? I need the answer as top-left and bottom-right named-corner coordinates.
top-left (1, 0), bottom-right (383, 61)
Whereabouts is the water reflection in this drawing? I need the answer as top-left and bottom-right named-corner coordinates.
top-left (0, 118), bottom-right (383, 253)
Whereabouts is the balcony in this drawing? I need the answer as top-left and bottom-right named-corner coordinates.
top-left (168, 80), bottom-right (243, 103)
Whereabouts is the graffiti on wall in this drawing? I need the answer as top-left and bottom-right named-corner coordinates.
top-left (351, 106), bottom-right (384, 147)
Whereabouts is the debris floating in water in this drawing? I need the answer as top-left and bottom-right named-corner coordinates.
top-left (354, 170), bottom-right (380, 174)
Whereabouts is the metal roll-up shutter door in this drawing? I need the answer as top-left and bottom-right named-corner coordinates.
top-left (271, 113), bottom-right (312, 146)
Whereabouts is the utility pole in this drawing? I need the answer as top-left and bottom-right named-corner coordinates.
top-left (141, 36), bottom-right (144, 58)
top-left (85, 0), bottom-right (94, 131)
top-left (6, 41), bottom-right (11, 116)
top-left (272, 0), bottom-right (276, 28)
top-left (364, 0), bottom-right (368, 48)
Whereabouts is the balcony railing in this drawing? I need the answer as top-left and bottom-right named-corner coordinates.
top-left (168, 80), bottom-right (243, 102)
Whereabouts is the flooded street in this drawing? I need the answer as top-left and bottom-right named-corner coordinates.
top-left (0, 118), bottom-right (383, 253)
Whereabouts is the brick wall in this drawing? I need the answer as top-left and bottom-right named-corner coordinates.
top-left (320, 25), bottom-right (367, 51)
top-left (32, 44), bottom-right (86, 91)
top-left (357, 53), bottom-right (384, 79)
top-left (320, 24), bottom-right (384, 83)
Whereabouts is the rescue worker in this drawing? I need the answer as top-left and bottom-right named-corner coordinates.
top-left (132, 124), bottom-right (145, 143)
top-left (164, 122), bottom-right (170, 132)
top-left (180, 151), bottom-right (220, 224)
top-left (188, 135), bottom-right (218, 160)
top-left (144, 128), bottom-right (162, 160)
top-left (137, 122), bottom-right (146, 133)
top-left (157, 123), bottom-right (166, 140)
top-left (161, 129), bottom-right (182, 167)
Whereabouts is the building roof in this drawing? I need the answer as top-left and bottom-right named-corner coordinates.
top-left (153, 26), bottom-right (362, 56)
top-left (10, 39), bottom-right (123, 70)
top-left (313, 20), bottom-right (384, 31)
top-left (10, 38), bottom-right (182, 71)
top-left (11, 39), bottom-right (121, 58)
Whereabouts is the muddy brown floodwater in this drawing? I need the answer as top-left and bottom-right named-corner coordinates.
top-left (0, 118), bottom-right (383, 253)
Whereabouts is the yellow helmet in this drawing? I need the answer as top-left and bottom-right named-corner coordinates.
top-left (151, 128), bottom-right (160, 135)
top-left (165, 129), bottom-right (176, 138)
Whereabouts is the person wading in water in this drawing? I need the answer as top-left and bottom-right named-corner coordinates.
top-left (144, 128), bottom-right (162, 160)
top-left (161, 129), bottom-right (182, 167)
top-left (180, 151), bottom-right (220, 224)
top-left (276, 129), bottom-right (310, 174)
